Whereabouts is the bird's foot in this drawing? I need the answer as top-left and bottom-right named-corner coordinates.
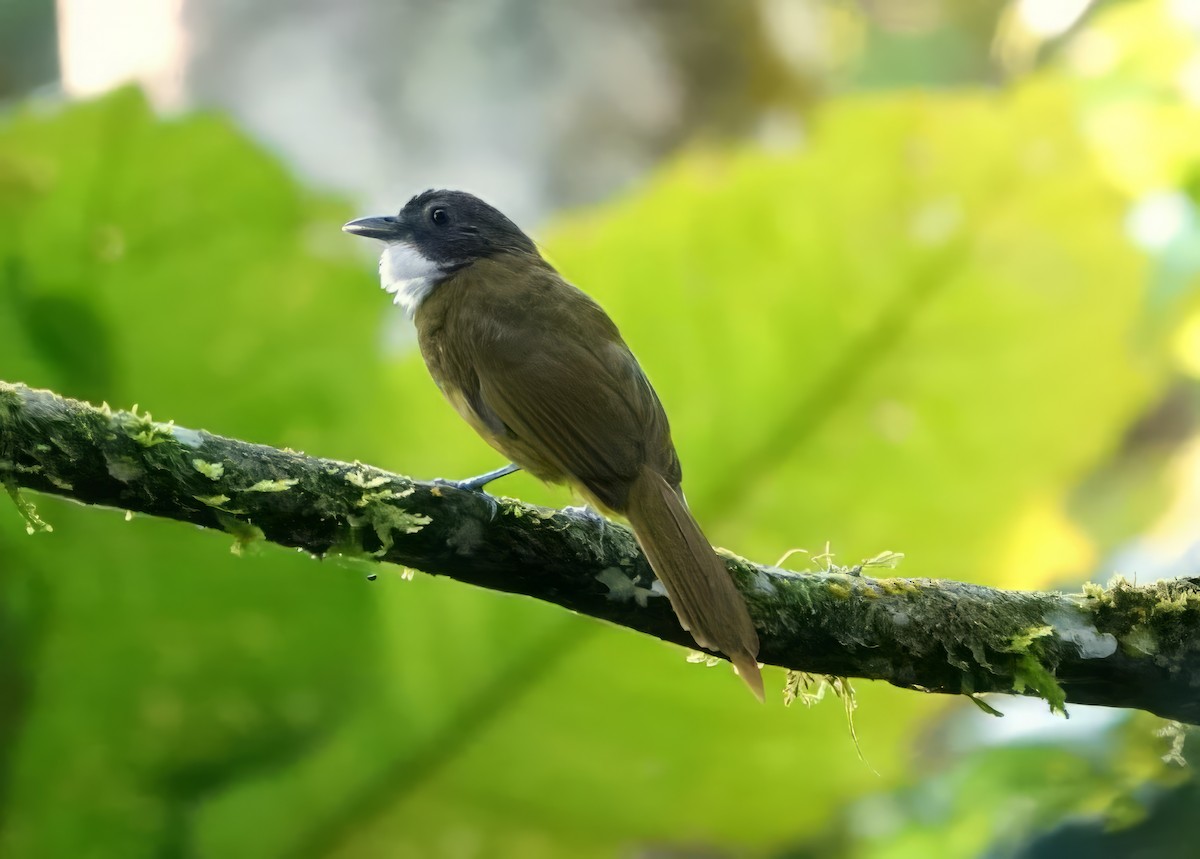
top-left (432, 462), bottom-right (521, 493)
top-left (563, 504), bottom-right (607, 528)
top-left (431, 477), bottom-right (502, 521)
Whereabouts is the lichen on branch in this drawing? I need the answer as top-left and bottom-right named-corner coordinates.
top-left (2, 380), bottom-right (1199, 723)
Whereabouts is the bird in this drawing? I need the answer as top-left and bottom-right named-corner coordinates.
top-left (343, 190), bottom-right (762, 698)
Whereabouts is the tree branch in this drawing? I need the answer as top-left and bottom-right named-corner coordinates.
top-left (2, 380), bottom-right (1198, 723)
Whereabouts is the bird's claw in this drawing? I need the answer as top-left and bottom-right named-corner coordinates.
top-left (432, 477), bottom-right (501, 520)
top-left (563, 505), bottom-right (607, 528)
top-left (432, 476), bottom-right (488, 492)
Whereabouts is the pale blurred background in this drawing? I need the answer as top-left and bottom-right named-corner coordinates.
top-left (2, 1), bottom-right (1200, 857)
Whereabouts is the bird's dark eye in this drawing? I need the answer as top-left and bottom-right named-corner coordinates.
top-left (430, 208), bottom-right (448, 226)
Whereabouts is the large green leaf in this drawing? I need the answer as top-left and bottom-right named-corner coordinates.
top-left (0, 90), bottom-right (391, 857)
top-left (0, 75), bottom-right (1171, 858)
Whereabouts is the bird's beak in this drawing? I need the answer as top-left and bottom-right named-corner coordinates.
top-left (342, 215), bottom-right (404, 241)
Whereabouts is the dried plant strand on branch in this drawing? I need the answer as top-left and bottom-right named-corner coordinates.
top-left (2, 380), bottom-right (1199, 723)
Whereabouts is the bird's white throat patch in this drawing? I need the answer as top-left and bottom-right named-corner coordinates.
top-left (379, 242), bottom-right (442, 319)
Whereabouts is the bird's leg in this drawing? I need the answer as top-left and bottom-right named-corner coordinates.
top-left (435, 462), bottom-right (521, 492)
top-left (563, 503), bottom-right (612, 556)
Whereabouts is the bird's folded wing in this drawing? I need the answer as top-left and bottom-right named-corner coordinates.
top-left (474, 338), bottom-right (661, 511)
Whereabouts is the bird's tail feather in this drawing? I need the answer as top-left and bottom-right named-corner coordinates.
top-left (625, 467), bottom-right (763, 700)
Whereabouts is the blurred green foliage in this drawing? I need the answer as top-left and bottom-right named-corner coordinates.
top-left (0, 90), bottom-right (389, 858)
top-left (2, 3), bottom-right (1200, 855)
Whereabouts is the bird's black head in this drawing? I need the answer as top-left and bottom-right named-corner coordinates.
top-left (342, 189), bottom-right (536, 269)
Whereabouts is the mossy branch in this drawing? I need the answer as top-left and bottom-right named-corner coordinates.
top-left (2, 380), bottom-right (1199, 723)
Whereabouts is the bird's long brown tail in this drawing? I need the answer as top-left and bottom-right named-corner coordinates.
top-left (624, 466), bottom-right (763, 700)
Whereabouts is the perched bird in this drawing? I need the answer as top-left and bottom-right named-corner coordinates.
top-left (344, 190), bottom-right (762, 697)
